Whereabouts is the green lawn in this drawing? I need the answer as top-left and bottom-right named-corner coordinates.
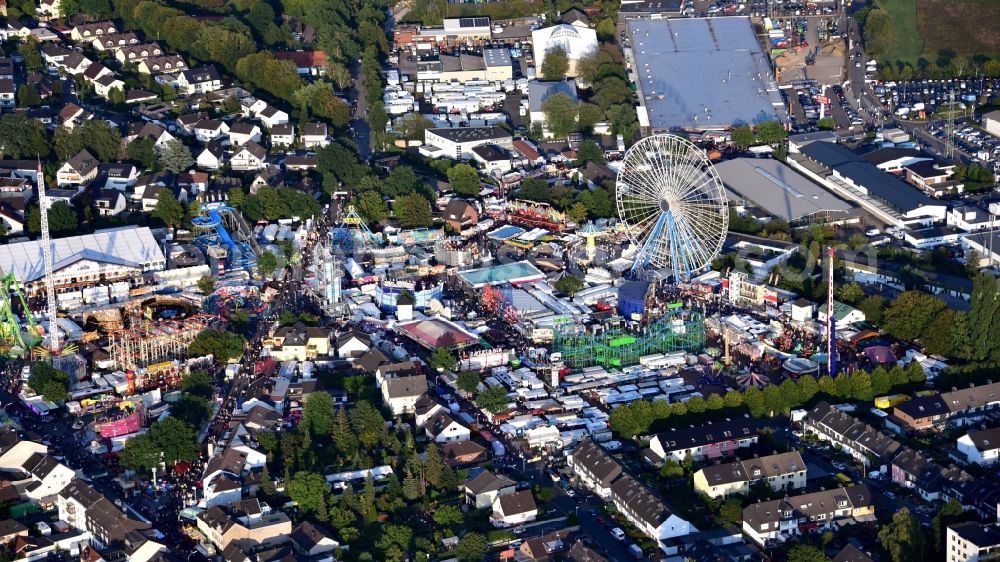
top-left (878, 0), bottom-right (924, 63)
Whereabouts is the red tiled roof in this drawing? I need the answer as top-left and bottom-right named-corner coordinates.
top-left (274, 51), bottom-right (327, 69)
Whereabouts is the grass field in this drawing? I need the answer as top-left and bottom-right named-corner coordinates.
top-left (879, 0), bottom-right (1000, 63)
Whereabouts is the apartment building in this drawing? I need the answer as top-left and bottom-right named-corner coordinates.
top-left (742, 485), bottom-right (875, 546)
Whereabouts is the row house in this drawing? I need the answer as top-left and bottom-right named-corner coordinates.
top-left (890, 447), bottom-right (973, 502)
top-left (70, 21), bottom-right (117, 42)
top-left (610, 474), bottom-right (692, 547)
top-left (892, 382), bottom-right (1000, 432)
top-left (568, 439), bottom-right (622, 500)
top-left (742, 485), bottom-right (874, 546)
top-left (802, 402), bottom-right (901, 466)
top-left (693, 451), bottom-right (807, 499)
top-left (115, 43), bottom-right (163, 64)
top-left (90, 32), bottom-right (139, 51)
top-left (647, 419), bottom-right (758, 464)
top-left (137, 55), bottom-right (187, 75)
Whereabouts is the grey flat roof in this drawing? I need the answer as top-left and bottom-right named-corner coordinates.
top-left (627, 17), bottom-right (787, 131)
top-left (483, 48), bottom-right (512, 67)
top-left (714, 158), bottom-right (852, 222)
top-left (528, 79), bottom-right (578, 113)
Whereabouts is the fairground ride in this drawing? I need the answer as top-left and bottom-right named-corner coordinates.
top-left (0, 270), bottom-right (42, 357)
top-left (191, 203), bottom-right (259, 272)
top-left (552, 308), bottom-right (705, 369)
top-left (330, 205), bottom-right (381, 252)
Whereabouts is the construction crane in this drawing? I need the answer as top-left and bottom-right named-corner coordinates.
top-left (36, 160), bottom-right (60, 355)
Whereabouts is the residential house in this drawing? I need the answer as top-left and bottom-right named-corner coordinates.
top-left (942, 381), bottom-right (1000, 427)
top-left (57, 149), bottom-right (99, 186)
top-left (265, 323), bottom-right (331, 361)
top-left (0, 520), bottom-right (27, 546)
top-left (471, 144), bottom-right (513, 176)
top-left (59, 52), bottom-right (92, 76)
top-left (137, 55), bottom-right (187, 75)
top-left (201, 446), bottom-right (267, 508)
top-left (176, 112), bottom-right (209, 135)
top-left (957, 427), bottom-right (1000, 466)
top-left (195, 505), bottom-right (291, 551)
top-left (126, 122), bottom-right (174, 148)
top-left (289, 521), bottom-right (339, 560)
top-left (567, 541), bottom-right (608, 562)
top-left (816, 301), bottom-right (866, 325)
top-left (196, 141), bottom-right (224, 171)
top-left (648, 419), bottom-right (758, 464)
top-left (465, 470), bottom-right (516, 508)
top-left (519, 530), bottom-right (570, 561)
top-left (269, 124), bottom-right (295, 147)
top-left (513, 138), bottom-right (545, 167)
top-left (70, 21), bottom-right (117, 42)
top-left (0, 207), bottom-right (24, 234)
top-left (177, 171), bottom-right (209, 196)
top-left (82, 62), bottom-right (113, 83)
top-left (250, 167), bottom-right (283, 193)
top-left (741, 485), bottom-right (874, 546)
top-left (231, 142), bottom-right (268, 172)
top-left (193, 119), bottom-right (230, 143)
top-left (335, 330), bottom-right (370, 359)
top-left (568, 439), bottom-right (622, 500)
top-left (90, 32), bottom-right (138, 51)
top-left (20, 452), bottom-right (74, 501)
top-left (229, 121), bottom-right (263, 146)
top-left (423, 126), bottom-right (513, 160)
top-left (284, 155), bottom-right (317, 171)
top-left (424, 411), bottom-right (470, 443)
top-left (905, 160), bottom-right (961, 196)
top-left (93, 74), bottom-right (125, 100)
top-left (57, 479), bottom-right (149, 548)
top-left (946, 521), bottom-right (1000, 562)
top-left (274, 51), bottom-right (328, 76)
top-left (491, 490), bottom-right (537, 527)
top-left (0, 78), bottom-right (12, 108)
top-left (0, 58), bottom-right (15, 81)
top-left (527, 80), bottom-right (579, 137)
top-left (114, 43), bottom-right (162, 64)
top-left (94, 189), bottom-right (126, 217)
top-left (57, 104), bottom-right (90, 130)
top-left (693, 451), bottom-right (806, 499)
top-left (301, 123), bottom-right (328, 148)
top-left (833, 545), bottom-right (877, 562)
top-left (177, 65), bottom-right (222, 95)
top-left (381, 375), bottom-right (428, 416)
top-left (440, 440), bottom-right (487, 466)
top-left (258, 106), bottom-right (289, 128)
top-left (610, 474), bottom-right (692, 544)
top-left (892, 394), bottom-right (950, 431)
top-left (442, 199), bottom-right (478, 233)
top-left (803, 402), bottom-right (902, 466)
top-left (414, 393), bottom-right (445, 428)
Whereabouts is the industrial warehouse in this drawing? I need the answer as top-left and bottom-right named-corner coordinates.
top-left (626, 16), bottom-right (788, 131)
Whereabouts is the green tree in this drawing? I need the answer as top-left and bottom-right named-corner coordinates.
top-left (355, 191), bottom-right (389, 224)
top-left (288, 471), bottom-right (330, 516)
top-left (446, 164), bottom-right (480, 197)
top-left (180, 370), bottom-right (213, 399)
top-left (553, 275), bottom-right (584, 296)
top-left (731, 125), bottom-right (754, 149)
top-left (858, 295), bottom-right (886, 325)
top-left (197, 276), bottom-right (216, 295)
top-left (659, 459), bottom-right (684, 479)
top-left (257, 251), bottom-right (278, 276)
top-left (108, 86), bottom-right (125, 106)
top-left (906, 361), bottom-right (925, 384)
top-left (966, 272), bottom-right (1000, 361)
top-left (394, 113), bottom-right (434, 141)
top-left (575, 139), bottom-right (606, 165)
top-left (879, 508), bottom-right (928, 562)
top-left (302, 391), bottom-right (336, 437)
top-left (126, 137), bottom-right (158, 169)
top-left (78, 120), bottom-right (122, 161)
top-left (567, 202), bottom-right (588, 224)
top-left (157, 139), bottom-right (194, 173)
top-left (28, 201), bottom-right (78, 235)
top-left (476, 384), bottom-right (509, 414)
top-left (724, 390), bottom-right (744, 408)
top-left (149, 417), bottom-right (200, 464)
top-left (17, 84), bottom-right (41, 107)
top-left (152, 188), bottom-right (185, 228)
top-left (755, 121), bottom-right (787, 145)
top-left (120, 433), bottom-right (162, 471)
top-left (541, 45), bottom-right (570, 81)
top-left (452, 532), bottom-right (488, 562)
top-left (257, 430), bottom-right (278, 453)
top-left (456, 371), bottom-right (480, 394)
top-left (541, 92), bottom-right (578, 138)
top-left (863, 7), bottom-right (893, 57)
top-left (837, 282), bottom-right (865, 305)
top-left (169, 395), bottom-right (212, 428)
top-left (922, 308), bottom-right (958, 357)
top-left (883, 291), bottom-right (947, 342)
top-left (428, 347), bottom-right (454, 372)
top-left (188, 329), bottom-right (246, 362)
top-left (18, 39), bottom-right (42, 73)
top-left (932, 499), bottom-right (966, 556)
top-left (432, 504), bottom-right (463, 530)
top-left (27, 363), bottom-right (70, 402)
top-left (377, 524), bottom-right (413, 560)
top-left (0, 115), bottom-right (50, 159)
top-left (719, 497), bottom-right (743, 525)
top-left (331, 408), bottom-right (358, 456)
top-left (787, 544), bottom-right (831, 562)
top-left (394, 192), bottom-right (433, 228)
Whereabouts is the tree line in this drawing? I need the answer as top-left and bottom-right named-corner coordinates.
top-left (609, 362), bottom-right (925, 438)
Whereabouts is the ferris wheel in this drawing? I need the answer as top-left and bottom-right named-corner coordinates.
top-left (616, 134), bottom-right (729, 279)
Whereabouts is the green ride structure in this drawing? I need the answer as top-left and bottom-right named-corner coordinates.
top-left (0, 271), bottom-right (42, 357)
top-left (552, 308), bottom-right (705, 369)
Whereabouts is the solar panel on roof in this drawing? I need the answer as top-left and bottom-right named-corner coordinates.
top-left (459, 17), bottom-right (489, 28)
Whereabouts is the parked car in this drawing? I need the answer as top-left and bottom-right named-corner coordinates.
top-left (611, 528), bottom-right (626, 541)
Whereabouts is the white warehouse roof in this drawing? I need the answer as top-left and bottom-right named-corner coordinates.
top-left (0, 226), bottom-right (166, 282)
